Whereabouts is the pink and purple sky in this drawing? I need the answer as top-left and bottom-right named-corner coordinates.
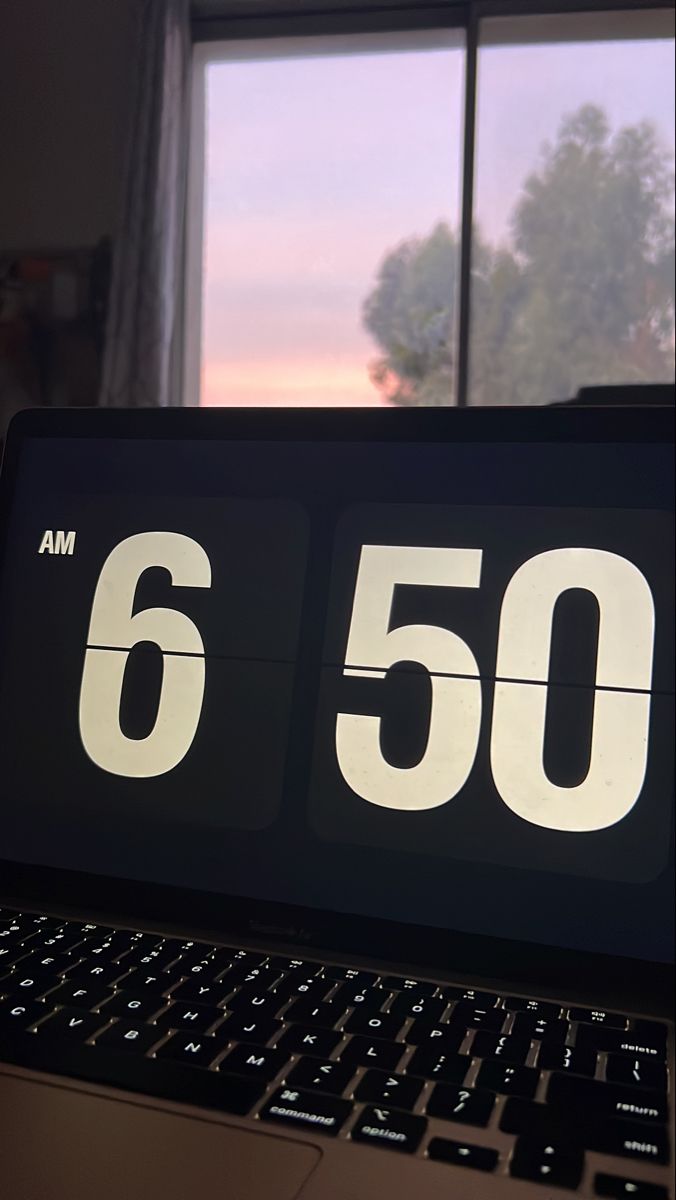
top-left (198, 27), bottom-right (675, 407)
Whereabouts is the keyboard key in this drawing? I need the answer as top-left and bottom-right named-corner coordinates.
top-left (261, 1087), bottom-right (351, 1137)
top-left (322, 966), bottom-right (377, 987)
top-left (219, 965), bottom-right (283, 994)
top-left (109, 967), bottom-right (172, 994)
top-left (504, 997), bottom-right (561, 1018)
top-left (605, 1056), bottom-right (667, 1091)
top-left (64, 961), bottom-right (131, 987)
top-left (155, 1032), bottom-right (223, 1069)
top-left (500, 1098), bottom-right (577, 1140)
top-left (427, 1137), bottom-right (498, 1171)
top-left (444, 988), bottom-right (499, 1007)
top-left (277, 1025), bottom-right (342, 1058)
top-left (100, 992), bottom-right (166, 1022)
top-left (351, 1106), bottom-right (426, 1153)
top-left (426, 1084), bottom-right (495, 1126)
top-left (169, 979), bottom-right (230, 1006)
top-left (510, 1137), bottom-right (584, 1189)
top-left (355, 1070), bottom-right (423, 1110)
top-left (218, 1014), bottom-right (282, 1045)
top-left (332, 984), bottom-right (386, 1013)
top-left (155, 1002), bottom-right (223, 1034)
top-left (271, 975), bottom-right (332, 1005)
top-left (0, 971), bottom-right (60, 999)
top-left (12, 951), bottom-right (62, 975)
top-left (0, 998), bottom-right (50, 1029)
top-left (475, 1061), bottom-right (539, 1098)
top-left (340, 1037), bottom-right (404, 1071)
top-left (449, 1004), bottom-right (506, 1032)
top-left (47, 981), bottom-right (113, 1009)
top-left (224, 949), bottom-right (268, 968)
top-left (37, 1007), bottom-right (109, 1042)
top-left (575, 1026), bottom-right (666, 1058)
top-left (0, 946), bottom-right (33, 970)
top-left (538, 1044), bottom-right (597, 1076)
top-left (588, 1120), bottom-right (669, 1165)
top-left (95, 1022), bottom-right (163, 1054)
top-left (388, 994), bottom-right (445, 1023)
top-left (219, 1043), bottom-right (288, 1082)
top-left (226, 991), bottom-right (285, 1020)
top-left (405, 1021), bottom-right (464, 1050)
top-left (546, 1075), bottom-right (669, 1124)
top-left (282, 998), bottom-right (346, 1027)
top-left (569, 1007), bottom-right (628, 1028)
top-left (344, 1010), bottom-right (405, 1040)
top-left (408, 1048), bottom-right (471, 1085)
top-left (594, 1173), bottom-right (669, 1198)
top-left (287, 1057), bottom-right (356, 1096)
top-left (511, 1013), bottom-right (569, 1043)
top-left (471, 1033), bottom-right (530, 1063)
top-left (504, 1092), bottom-right (671, 1159)
top-left (379, 976), bottom-right (437, 995)
top-left (266, 956), bottom-right (316, 973)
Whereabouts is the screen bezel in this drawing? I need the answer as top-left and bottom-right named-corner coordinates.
top-left (1, 404), bottom-right (673, 1010)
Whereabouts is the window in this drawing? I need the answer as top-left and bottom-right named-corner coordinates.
top-left (187, 6), bottom-right (675, 408)
top-left (471, 10), bottom-right (676, 406)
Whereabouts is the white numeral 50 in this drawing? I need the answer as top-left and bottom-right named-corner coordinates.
top-left (335, 545), bottom-right (655, 832)
top-left (79, 532), bottom-right (211, 778)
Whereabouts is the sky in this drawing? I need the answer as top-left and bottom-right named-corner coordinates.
top-left (196, 28), bottom-right (675, 407)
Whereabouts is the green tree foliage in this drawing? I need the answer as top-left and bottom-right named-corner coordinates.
top-left (363, 104), bottom-right (675, 406)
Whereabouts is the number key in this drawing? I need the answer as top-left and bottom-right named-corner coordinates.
top-left (389, 994), bottom-right (445, 1023)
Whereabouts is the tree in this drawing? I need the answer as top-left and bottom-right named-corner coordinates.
top-left (363, 104), bottom-right (675, 406)
top-left (362, 222), bottom-right (459, 406)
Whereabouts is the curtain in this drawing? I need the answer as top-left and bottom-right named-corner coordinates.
top-left (99, 0), bottom-right (191, 407)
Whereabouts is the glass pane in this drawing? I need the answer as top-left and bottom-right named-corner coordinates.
top-left (470, 11), bottom-right (675, 406)
top-left (196, 31), bottom-right (464, 407)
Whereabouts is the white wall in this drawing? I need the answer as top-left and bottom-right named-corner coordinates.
top-left (0, 0), bottom-right (138, 251)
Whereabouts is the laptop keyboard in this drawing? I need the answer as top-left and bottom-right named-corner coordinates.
top-left (0, 908), bottom-right (672, 1197)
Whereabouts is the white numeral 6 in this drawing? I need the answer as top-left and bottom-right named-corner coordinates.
top-left (79, 532), bottom-right (211, 778)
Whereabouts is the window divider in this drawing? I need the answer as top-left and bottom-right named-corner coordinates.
top-left (455, 6), bottom-right (479, 408)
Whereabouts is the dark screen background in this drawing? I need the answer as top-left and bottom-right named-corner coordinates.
top-left (0, 435), bottom-right (673, 963)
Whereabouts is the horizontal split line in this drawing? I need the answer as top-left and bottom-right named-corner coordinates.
top-left (84, 645), bottom-right (672, 697)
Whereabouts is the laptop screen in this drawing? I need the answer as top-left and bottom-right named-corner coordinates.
top-left (0, 430), bottom-right (673, 965)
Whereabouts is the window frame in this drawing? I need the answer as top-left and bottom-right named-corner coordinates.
top-left (185, 0), bottom-right (675, 408)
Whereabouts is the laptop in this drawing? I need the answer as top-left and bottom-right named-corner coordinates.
top-left (0, 405), bottom-right (673, 1200)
